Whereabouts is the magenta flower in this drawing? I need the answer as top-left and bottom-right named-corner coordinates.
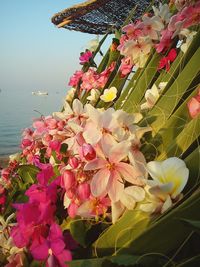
top-left (79, 50), bottom-right (93, 65)
top-left (30, 223), bottom-right (72, 267)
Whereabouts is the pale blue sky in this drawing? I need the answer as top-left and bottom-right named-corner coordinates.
top-left (0, 0), bottom-right (108, 93)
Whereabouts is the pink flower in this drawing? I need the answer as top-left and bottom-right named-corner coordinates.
top-left (122, 22), bottom-right (142, 39)
top-left (79, 50), bottom-right (93, 65)
top-left (30, 223), bottom-right (72, 267)
top-left (182, 2), bottom-right (200, 28)
top-left (119, 57), bottom-right (133, 77)
top-left (187, 89), bottom-right (200, 118)
top-left (168, 2), bottom-right (200, 36)
top-left (21, 138), bottom-right (32, 148)
top-left (68, 70), bottom-right (83, 87)
top-left (155, 28), bottom-right (173, 53)
top-left (158, 48), bottom-right (177, 71)
top-left (77, 196), bottom-right (111, 217)
top-left (84, 141), bottom-right (144, 202)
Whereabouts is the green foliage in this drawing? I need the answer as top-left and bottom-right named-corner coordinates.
top-left (94, 210), bottom-right (150, 257)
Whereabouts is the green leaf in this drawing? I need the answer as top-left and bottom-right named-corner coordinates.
top-left (114, 190), bottom-right (200, 256)
top-left (68, 257), bottom-right (106, 267)
top-left (180, 218), bottom-right (200, 234)
top-left (147, 46), bottom-right (200, 132)
top-left (17, 165), bottom-right (39, 185)
top-left (94, 210), bottom-right (150, 257)
top-left (69, 218), bottom-right (91, 247)
top-left (177, 254), bottom-right (200, 267)
top-left (115, 68), bottom-right (142, 110)
top-left (60, 143), bottom-right (68, 154)
top-left (109, 254), bottom-right (139, 266)
top-left (122, 51), bottom-right (161, 113)
top-left (157, 115), bottom-right (200, 160)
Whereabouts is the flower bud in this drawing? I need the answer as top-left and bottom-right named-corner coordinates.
top-left (77, 183), bottom-right (90, 200)
top-left (82, 143), bottom-right (96, 161)
top-left (68, 203), bottom-right (78, 218)
top-left (68, 157), bottom-right (79, 169)
top-left (60, 170), bottom-right (75, 190)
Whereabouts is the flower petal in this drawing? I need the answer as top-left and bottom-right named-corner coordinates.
top-left (107, 171), bottom-right (124, 202)
top-left (84, 158), bottom-right (107, 171)
top-left (83, 121), bottom-right (102, 145)
top-left (117, 162), bottom-right (144, 185)
top-left (73, 99), bottom-right (83, 115)
top-left (161, 195), bottom-right (172, 213)
top-left (124, 186), bottom-right (146, 202)
top-left (90, 169), bottom-right (110, 197)
top-left (111, 201), bottom-right (125, 224)
top-left (109, 141), bottom-right (131, 163)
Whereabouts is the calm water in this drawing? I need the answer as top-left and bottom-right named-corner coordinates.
top-left (0, 88), bottom-right (66, 156)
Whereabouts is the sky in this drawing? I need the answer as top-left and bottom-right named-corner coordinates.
top-left (0, 0), bottom-right (109, 93)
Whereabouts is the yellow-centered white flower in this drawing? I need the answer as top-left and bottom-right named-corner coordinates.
top-left (100, 87), bottom-right (117, 102)
top-left (147, 157), bottom-right (189, 200)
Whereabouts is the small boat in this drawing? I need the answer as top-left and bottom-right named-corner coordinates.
top-left (32, 91), bottom-right (48, 96)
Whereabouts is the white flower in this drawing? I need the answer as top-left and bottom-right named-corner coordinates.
top-left (112, 186), bottom-right (146, 223)
top-left (9, 153), bottom-right (20, 162)
top-left (112, 109), bottom-right (142, 141)
top-left (141, 84), bottom-right (161, 110)
top-left (87, 89), bottom-right (100, 104)
top-left (153, 3), bottom-right (171, 24)
top-left (158, 82), bottom-right (167, 90)
top-left (87, 36), bottom-right (99, 52)
top-left (100, 87), bottom-right (117, 103)
top-left (180, 29), bottom-right (197, 53)
top-left (147, 157), bottom-right (189, 200)
top-left (66, 87), bottom-right (75, 102)
top-left (53, 99), bottom-right (84, 120)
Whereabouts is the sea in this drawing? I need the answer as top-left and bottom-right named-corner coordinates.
top-left (0, 88), bottom-right (66, 156)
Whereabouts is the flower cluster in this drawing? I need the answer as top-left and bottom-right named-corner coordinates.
top-left (6, 99), bottom-right (189, 227)
top-left (118, 1), bottom-right (199, 69)
top-left (68, 62), bottom-right (116, 94)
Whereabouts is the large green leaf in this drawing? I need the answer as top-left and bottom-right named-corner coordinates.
top-left (157, 115), bottom-right (200, 160)
top-left (114, 189), bottom-right (200, 256)
top-left (147, 47), bottom-right (200, 132)
top-left (122, 51), bottom-right (161, 113)
top-left (177, 254), bottom-right (200, 267)
top-left (141, 87), bottom-right (199, 158)
top-left (94, 210), bottom-right (150, 257)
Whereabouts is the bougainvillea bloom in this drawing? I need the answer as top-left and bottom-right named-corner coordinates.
top-left (79, 50), bottom-right (93, 65)
top-left (30, 223), bottom-right (72, 267)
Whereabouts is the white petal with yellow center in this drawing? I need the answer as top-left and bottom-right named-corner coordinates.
top-left (100, 87), bottom-right (117, 102)
top-left (147, 157), bottom-right (189, 199)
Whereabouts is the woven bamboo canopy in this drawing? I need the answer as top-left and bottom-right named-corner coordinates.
top-left (51, 0), bottom-right (157, 34)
